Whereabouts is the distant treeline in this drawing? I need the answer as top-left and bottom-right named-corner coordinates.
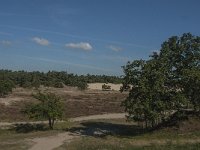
top-left (0, 70), bottom-right (122, 91)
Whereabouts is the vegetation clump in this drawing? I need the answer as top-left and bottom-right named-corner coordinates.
top-left (121, 33), bottom-right (200, 128)
top-left (0, 80), bottom-right (15, 97)
top-left (0, 70), bottom-right (122, 92)
top-left (102, 84), bottom-right (111, 91)
top-left (23, 92), bottom-right (64, 129)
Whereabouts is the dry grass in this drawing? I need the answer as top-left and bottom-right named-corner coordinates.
top-left (0, 117), bottom-right (200, 150)
top-left (0, 86), bottom-right (127, 121)
top-left (55, 118), bottom-right (200, 150)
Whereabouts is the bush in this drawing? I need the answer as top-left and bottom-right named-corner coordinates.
top-left (77, 82), bottom-right (88, 90)
top-left (0, 80), bottom-right (15, 97)
top-left (23, 92), bottom-right (64, 129)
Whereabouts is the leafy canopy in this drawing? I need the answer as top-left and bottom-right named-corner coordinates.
top-left (121, 33), bottom-right (200, 128)
top-left (24, 92), bottom-right (64, 129)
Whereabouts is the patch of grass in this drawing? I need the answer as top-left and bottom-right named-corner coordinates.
top-left (0, 129), bottom-right (62, 149)
top-left (56, 137), bottom-right (200, 150)
top-left (0, 121), bottom-right (71, 149)
top-left (0, 121), bottom-right (71, 139)
top-left (54, 121), bottom-right (73, 130)
top-left (1, 117), bottom-right (200, 150)
top-left (0, 142), bottom-right (31, 150)
top-left (66, 118), bottom-right (200, 140)
top-left (56, 118), bottom-right (200, 150)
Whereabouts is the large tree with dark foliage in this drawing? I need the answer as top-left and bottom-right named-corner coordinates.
top-left (121, 33), bottom-right (200, 128)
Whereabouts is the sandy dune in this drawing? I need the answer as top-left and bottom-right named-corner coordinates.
top-left (88, 83), bottom-right (122, 91)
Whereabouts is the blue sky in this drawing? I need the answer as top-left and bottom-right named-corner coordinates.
top-left (0, 0), bottom-right (200, 75)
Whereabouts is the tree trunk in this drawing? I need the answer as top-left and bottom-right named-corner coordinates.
top-left (145, 120), bottom-right (148, 129)
top-left (49, 118), bottom-right (53, 129)
top-left (52, 119), bottom-right (55, 129)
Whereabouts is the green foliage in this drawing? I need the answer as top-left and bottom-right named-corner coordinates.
top-left (23, 92), bottom-right (64, 129)
top-left (77, 81), bottom-right (88, 90)
top-left (0, 80), bottom-right (15, 97)
top-left (54, 81), bottom-right (64, 88)
top-left (0, 70), bottom-right (122, 90)
top-left (121, 33), bottom-right (200, 128)
top-left (102, 84), bottom-right (111, 90)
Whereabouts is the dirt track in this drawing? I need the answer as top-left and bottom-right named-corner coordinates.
top-left (28, 132), bottom-right (79, 150)
top-left (28, 113), bottom-right (126, 150)
top-left (0, 113), bottom-right (126, 150)
top-left (0, 113), bottom-right (126, 127)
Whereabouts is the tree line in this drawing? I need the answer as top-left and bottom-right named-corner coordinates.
top-left (121, 33), bottom-right (200, 128)
top-left (0, 70), bottom-right (122, 97)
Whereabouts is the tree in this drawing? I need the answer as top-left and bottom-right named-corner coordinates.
top-left (121, 59), bottom-right (169, 128)
top-left (158, 33), bottom-right (200, 112)
top-left (24, 92), bottom-right (64, 129)
top-left (121, 33), bottom-right (200, 128)
top-left (0, 69), bottom-right (122, 89)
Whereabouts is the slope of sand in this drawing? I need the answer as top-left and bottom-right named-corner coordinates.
top-left (88, 83), bottom-right (122, 91)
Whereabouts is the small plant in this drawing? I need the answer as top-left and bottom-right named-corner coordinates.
top-left (0, 80), bottom-right (15, 97)
top-left (77, 82), bottom-right (88, 90)
top-left (102, 84), bottom-right (111, 91)
top-left (23, 92), bottom-right (64, 129)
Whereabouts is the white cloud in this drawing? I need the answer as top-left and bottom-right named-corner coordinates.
top-left (108, 45), bottom-right (122, 52)
top-left (0, 40), bottom-right (12, 46)
top-left (1, 25), bottom-right (157, 49)
top-left (32, 37), bottom-right (50, 46)
top-left (65, 42), bottom-right (92, 51)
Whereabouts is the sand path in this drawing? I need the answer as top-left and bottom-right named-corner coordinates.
top-left (0, 113), bottom-right (126, 127)
top-left (28, 113), bottom-right (126, 150)
top-left (0, 113), bottom-right (126, 150)
top-left (28, 132), bottom-right (80, 150)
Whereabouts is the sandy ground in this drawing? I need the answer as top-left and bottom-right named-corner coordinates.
top-left (70, 113), bottom-right (126, 122)
top-left (0, 97), bottom-right (24, 106)
top-left (28, 113), bottom-right (126, 150)
top-left (0, 87), bottom-right (34, 105)
top-left (88, 83), bottom-right (122, 91)
top-left (0, 113), bottom-right (126, 150)
top-left (28, 132), bottom-right (80, 150)
top-left (0, 113), bottom-right (126, 127)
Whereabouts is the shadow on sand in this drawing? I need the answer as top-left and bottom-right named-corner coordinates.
top-left (67, 121), bottom-right (149, 138)
top-left (12, 123), bottom-right (48, 133)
